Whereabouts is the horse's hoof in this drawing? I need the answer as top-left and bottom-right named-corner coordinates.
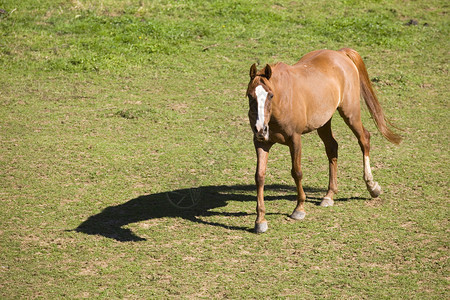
top-left (290, 210), bottom-right (306, 220)
top-left (369, 182), bottom-right (381, 198)
top-left (255, 221), bottom-right (268, 234)
top-left (320, 197), bottom-right (334, 207)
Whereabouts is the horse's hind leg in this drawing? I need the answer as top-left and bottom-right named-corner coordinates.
top-left (317, 119), bottom-right (338, 207)
top-left (338, 107), bottom-right (381, 198)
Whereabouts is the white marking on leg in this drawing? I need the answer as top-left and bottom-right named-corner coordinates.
top-left (255, 85), bottom-right (268, 131)
top-left (363, 155), bottom-right (373, 182)
top-left (363, 155), bottom-right (380, 197)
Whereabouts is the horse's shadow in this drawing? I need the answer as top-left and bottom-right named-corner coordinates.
top-left (74, 184), bottom-right (363, 241)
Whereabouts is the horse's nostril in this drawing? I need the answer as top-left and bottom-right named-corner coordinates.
top-left (263, 125), bottom-right (268, 134)
top-left (253, 125), bottom-right (258, 133)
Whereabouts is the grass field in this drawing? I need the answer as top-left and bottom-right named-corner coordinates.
top-left (1, 0), bottom-right (449, 298)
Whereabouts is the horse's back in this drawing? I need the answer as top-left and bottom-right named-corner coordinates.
top-left (296, 49), bottom-right (353, 67)
top-left (272, 50), bottom-right (360, 133)
top-left (293, 49), bottom-right (360, 102)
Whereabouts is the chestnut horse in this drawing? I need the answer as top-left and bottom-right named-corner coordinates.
top-left (246, 48), bottom-right (401, 233)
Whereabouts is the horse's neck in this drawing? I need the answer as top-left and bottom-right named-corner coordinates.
top-left (271, 69), bottom-right (302, 125)
top-left (272, 72), bottom-right (294, 108)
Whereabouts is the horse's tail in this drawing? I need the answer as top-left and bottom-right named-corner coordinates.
top-left (339, 48), bottom-right (402, 145)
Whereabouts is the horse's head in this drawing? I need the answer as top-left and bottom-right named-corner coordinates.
top-left (246, 64), bottom-right (274, 142)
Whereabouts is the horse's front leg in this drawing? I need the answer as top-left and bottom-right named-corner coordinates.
top-left (289, 135), bottom-right (307, 220)
top-left (254, 141), bottom-right (272, 233)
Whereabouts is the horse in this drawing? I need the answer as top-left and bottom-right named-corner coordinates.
top-left (246, 48), bottom-right (401, 233)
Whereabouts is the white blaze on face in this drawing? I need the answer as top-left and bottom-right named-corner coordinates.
top-left (255, 85), bottom-right (268, 131)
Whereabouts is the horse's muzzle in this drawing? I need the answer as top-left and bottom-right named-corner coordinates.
top-left (255, 125), bottom-right (269, 141)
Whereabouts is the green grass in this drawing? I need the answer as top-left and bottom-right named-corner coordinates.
top-left (1, 0), bottom-right (448, 298)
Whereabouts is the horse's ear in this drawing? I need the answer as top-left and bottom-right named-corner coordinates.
top-left (263, 64), bottom-right (272, 80)
top-left (249, 63), bottom-right (258, 79)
